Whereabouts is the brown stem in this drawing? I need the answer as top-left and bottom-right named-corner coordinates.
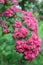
top-left (19, 0), bottom-right (25, 10)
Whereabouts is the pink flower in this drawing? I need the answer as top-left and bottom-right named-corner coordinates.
top-left (11, 6), bottom-right (19, 12)
top-left (20, 27), bottom-right (28, 37)
top-left (0, 0), bottom-right (5, 4)
top-left (22, 12), bottom-right (38, 32)
top-left (16, 35), bottom-right (41, 62)
top-left (4, 9), bottom-right (14, 18)
top-left (1, 22), bottom-right (8, 29)
top-left (13, 30), bottom-right (24, 38)
top-left (1, 22), bottom-right (10, 34)
top-left (16, 40), bottom-right (26, 53)
top-left (13, 20), bottom-right (22, 28)
top-left (13, 27), bottom-right (28, 39)
top-left (3, 29), bottom-right (10, 34)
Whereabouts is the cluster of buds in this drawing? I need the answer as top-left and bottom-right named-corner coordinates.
top-left (4, 9), bottom-right (14, 18)
top-left (13, 20), bottom-right (28, 39)
top-left (0, 0), bottom-right (19, 17)
top-left (0, 0), bottom-right (5, 4)
top-left (16, 35), bottom-right (41, 62)
top-left (22, 12), bottom-right (38, 31)
top-left (1, 22), bottom-right (10, 34)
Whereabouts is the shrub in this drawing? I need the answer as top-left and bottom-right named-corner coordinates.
top-left (0, 0), bottom-right (42, 65)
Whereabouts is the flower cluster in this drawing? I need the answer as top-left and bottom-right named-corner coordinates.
top-left (13, 20), bottom-right (28, 39)
top-left (16, 35), bottom-right (41, 62)
top-left (1, 22), bottom-right (10, 34)
top-left (0, 0), bottom-right (5, 4)
top-left (22, 12), bottom-right (38, 31)
top-left (11, 6), bottom-right (20, 13)
top-left (11, 0), bottom-right (19, 5)
top-left (13, 20), bottom-right (22, 28)
top-left (4, 9), bottom-right (14, 18)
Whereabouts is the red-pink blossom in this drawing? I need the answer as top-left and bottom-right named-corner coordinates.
top-left (22, 12), bottom-right (38, 31)
top-left (1, 22), bottom-right (8, 29)
top-left (11, 6), bottom-right (20, 13)
top-left (4, 9), bottom-right (14, 18)
top-left (1, 22), bottom-right (10, 34)
top-left (3, 29), bottom-right (10, 34)
top-left (0, 0), bottom-right (5, 4)
top-left (16, 36), bottom-right (41, 62)
top-left (13, 20), bottom-right (22, 28)
top-left (13, 27), bottom-right (28, 39)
